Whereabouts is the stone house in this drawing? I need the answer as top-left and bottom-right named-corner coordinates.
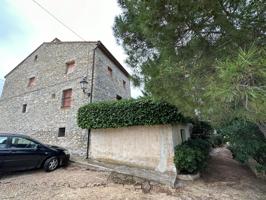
top-left (0, 38), bottom-right (131, 156)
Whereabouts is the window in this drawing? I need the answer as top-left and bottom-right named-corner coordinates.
top-left (10, 137), bottom-right (38, 149)
top-left (28, 77), bottom-right (36, 87)
top-left (66, 60), bottom-right (75, 74)
top-left (116, 95), bottom-right (122, 100)
top-left (58, 127), bottom-right (66, 137)
top-left (62, 89), bottom-right (72, 108)
top-left (34, 55), bottom-right (38, 61)
top-left (123, 80), bottom-right (126, 89)
top-left (0, 136), bottom-right (8, 149)
top-left (51, 93), bottom-right (56, 99)
top-left (22, 104), bottom-right (27, 113)
top-left (107, 67), bottom-right (113, 77)
top-left (181, 129), bottom-right (186, 142)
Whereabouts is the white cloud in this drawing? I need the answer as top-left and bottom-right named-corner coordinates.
top-left (0, 0), bottom-right (142, 98)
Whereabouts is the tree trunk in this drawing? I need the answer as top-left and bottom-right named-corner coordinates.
top-left (257, 122), bottom-right (266, 138)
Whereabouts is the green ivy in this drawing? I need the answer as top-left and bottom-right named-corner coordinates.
top-left (77, 98), bottom-right (186, 129)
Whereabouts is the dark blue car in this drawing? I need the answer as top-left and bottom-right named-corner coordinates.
top-left (0, 133), bottom-right (70, 172)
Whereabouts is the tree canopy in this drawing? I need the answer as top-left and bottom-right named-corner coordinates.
top-left (113, 0), bottom-right (266, 127)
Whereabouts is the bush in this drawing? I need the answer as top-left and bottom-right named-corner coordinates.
top-left (77, 98), bottom-right (186, 129)
top-left (185, 138), bottom-right (211, 156)
top-left (174, 139), bottom-right (210, 174)
top-left (209, 134), bottom-right (225, 148)
top-left (190, 120), bottom-right (213, 140)
top-left (218, 119), bottom-right (266, 170)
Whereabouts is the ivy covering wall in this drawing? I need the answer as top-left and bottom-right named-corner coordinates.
top-left (77, 98), bottom-right (186, 129)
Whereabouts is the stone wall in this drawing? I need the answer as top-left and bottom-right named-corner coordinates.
top-left (93, 48), bottom-right (130, 101)
top-left (0, 40), bottom-right (131, 156)
top-left (89, 124), bottom-right (191, 186)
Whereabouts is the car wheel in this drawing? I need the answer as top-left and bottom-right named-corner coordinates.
top-left (44, 157), bottom-right (59, 172)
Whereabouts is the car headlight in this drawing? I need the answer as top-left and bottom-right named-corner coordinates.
top-left (63, 150), bottom-right (70, 155)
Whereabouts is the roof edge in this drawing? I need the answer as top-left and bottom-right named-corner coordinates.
top-left (4, 43), bottom-right (45, 78)
top-left (96, 41), bottom-right (130, 77)
top-left (4, 39), bottom-right (130, 78)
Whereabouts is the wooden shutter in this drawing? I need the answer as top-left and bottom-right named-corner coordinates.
top-left (62, 89), bottom-right (72, 108)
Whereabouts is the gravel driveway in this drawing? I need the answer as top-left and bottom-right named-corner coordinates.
top-left (0, 148), bottom-right (265, 200)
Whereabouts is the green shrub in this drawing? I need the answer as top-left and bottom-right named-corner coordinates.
top-left (218, 119), bottom-right (266, 168)
top-left (190, 120), bottom-right (213, 140)
top-left (185, 138), bottom-right (211, 157)
top-left (174, 139), bottom-right (210, 174)
top-left (209, 134), bottom-right (225, 148)
top-left (77, 98), bottom-right (186, 129)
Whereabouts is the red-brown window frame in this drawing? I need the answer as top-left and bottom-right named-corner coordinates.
top-left (66, 60), bottom-right (75, 74)
top-left (61, 89), bottom-right (72, 108)
top-left (107, 66), bottom-right (113, 77)
top-left (27, 77), bottom-right (36, 87)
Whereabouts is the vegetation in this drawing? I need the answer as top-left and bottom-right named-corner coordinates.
top-left (206, 48), bottom-right (266, 129)
top-left (114, 0), bottom-right (266, 134)
top-left (209, 134), bottom-right (225, 148)
top-left (77, 98), bottom-right (186, 129)
top-left (218, 119), bottom-right (266, 171)
top-left (190, 120), bottom-right (213, 140)
top-left (174, 138), bottom-right (211, 174)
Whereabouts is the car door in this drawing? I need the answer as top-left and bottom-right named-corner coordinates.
top-left (0, 135), bottom-right (10, 172)
top-left (5, 136), bottom-right (43, 171)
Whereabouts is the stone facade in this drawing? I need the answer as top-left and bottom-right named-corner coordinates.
top-left (89, 124), bottom-right (192, 186)
top-left (0, 38), bottom-right (131, 156)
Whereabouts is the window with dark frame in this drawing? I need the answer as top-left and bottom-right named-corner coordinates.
top-left (116, 95), bottom-right (122, 100)
top-left (181, 129), bottom-right (186, 142)
top-left (123, 80), bottom-right (126, 89)
top-left (61, 89), bottom-right (72, 108)
top-left (107, 66), bottom-right (113, 77)
top-left (58, 127), bottom-right (66, 137)
top-left (22, 104), bottom-right (27, 113)
top-left (0, 136), bottom-right (8, 149)
top-left (66, 60), bottom-right (76, 74)
top-left (28, 77), bottom-right (36, 87)
top-left (34, 55), bottom-right (38, 61)
top-left (10, 137), bottom-right (38, 149)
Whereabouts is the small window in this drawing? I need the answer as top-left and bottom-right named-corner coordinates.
top-left (22, 104), bottom-right (27, 113)
top-left (10, 137), bottom-right (38, 149)
top-left (66, 60), bottom-right (75, 74)
top-left (28, 77), bottom-right (36, 87)
top-left (181, 129), bottom-right (186, 142)
top-left (123, 80), bottom-right (126, 89)
top-left (34, 55), bottom-right (38, 61)
top-left (51, 93), bottom-right (56, 99)
top-left (116, 95), bottom-right (122, 100)
top-left (62, 89), bottom-right (72, 108)
top-left (58, 127), bottom-right (66, 137)
top-left (107, 67), bottom-right (113, 77)
top-left (0, 136), bottom-right (8, 149)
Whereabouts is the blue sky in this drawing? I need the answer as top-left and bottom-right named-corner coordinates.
top-left (0, 0), bottom-right (141, 97)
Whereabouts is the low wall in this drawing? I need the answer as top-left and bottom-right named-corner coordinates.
top-left (90, 124), bottom-right (191, 186)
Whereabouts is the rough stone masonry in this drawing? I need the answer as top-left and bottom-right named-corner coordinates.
top-left (0, 38), bottom-right (131, 156)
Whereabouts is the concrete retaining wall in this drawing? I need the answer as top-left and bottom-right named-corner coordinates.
top-left (90, 124), bottom-right (192, 186)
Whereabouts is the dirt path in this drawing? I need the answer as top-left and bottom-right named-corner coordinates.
top-left (202, 147), bottom-right (258, 182)
top-left (0, 147), bottom-right (265, 200)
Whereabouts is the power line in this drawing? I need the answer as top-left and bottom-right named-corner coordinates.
top-left (31, 0), bottom-right (86, 41)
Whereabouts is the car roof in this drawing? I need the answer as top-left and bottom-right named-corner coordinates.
top-left (0, 133), bottom-right (31, 138)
